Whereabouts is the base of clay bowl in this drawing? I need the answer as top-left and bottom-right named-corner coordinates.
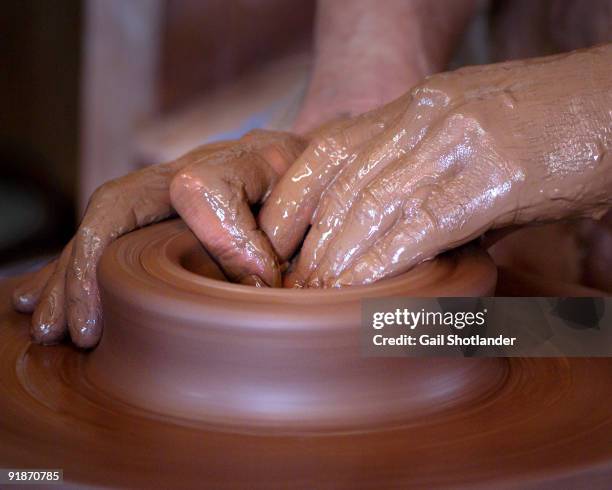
top-left (91, 220), bottom-right (497, 433)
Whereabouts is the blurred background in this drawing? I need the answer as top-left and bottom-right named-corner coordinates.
top-left (0, 0), bottom-right (316, 276)
top-left (1, 1), bottom-right (80, 272)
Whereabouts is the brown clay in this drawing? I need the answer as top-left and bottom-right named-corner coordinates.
top-left (1, 220), bottom-right (612, 488)
top-left (91, 220), bottom-right (496, 431)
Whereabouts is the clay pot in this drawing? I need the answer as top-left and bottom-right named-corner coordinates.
top-left (91, 219), bottom-right (498, 432)
top-left (1, 225), bottom-right (612, 487)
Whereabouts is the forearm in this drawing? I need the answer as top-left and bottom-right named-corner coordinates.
top-left (504, 44), bottom-right (612, 225)
top-left (293, 0), bottom-right (478, 133)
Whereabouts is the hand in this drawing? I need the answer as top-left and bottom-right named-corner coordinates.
top-left (260, 44), bottom-right (612, 287)
top-left (169, 130), bottom-right (306, 287)
top-left (12, 131), bottom-right (305, 347)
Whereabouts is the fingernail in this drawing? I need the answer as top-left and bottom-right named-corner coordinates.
top-left (31, 303), bottom-right (65, 345)
top-left (31, 322), bottom-right (65, 345)
top-left (241, 275), bottom-right (267, 288)
top-left (71, 319), bottom-right (101, 349)
top-left (13, 290), bottom-right (35, 313)
top-left (327, 278), bottom-right (347, 288)
top-left (283, 275), bottom-right (304, 288)
top-left (325, 270), bottom-right (351, 288)
top-left (69, 304), bottom-right (102, 349)
top-left (306, 277), bottom-right (323, 289)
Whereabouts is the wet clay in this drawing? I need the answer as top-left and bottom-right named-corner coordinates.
top-left (0, 227), bottom-right (611, 487)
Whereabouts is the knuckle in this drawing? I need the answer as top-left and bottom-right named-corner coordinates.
top-left (328, 127), bottom-right (350, 147)
top-left (358, 188), bottom-right (383, 209)
top-left (303, 134), bottom-right (352, 175)
top-left (409, 80), bottom-right (429, 99)
top-left (240, 129), bottom-right (273, 142)
top-left (327, 172), bottom-right (353, 205)
top-left (242, 129), bottom-right (307, 154)
top-left (306, 136), bottom-right (326, 155)
top-left (169, 163), bottom-right (208, 204)
top-left (318, 181), bottom-right (349, 219)
top-left (276, 133), bottom-right (308, 159)
top-left (443, 105), bottom-right (486, 137)
top-left (353, 188), bottom-right (387, 223)
top-left (308, 134), bottom-right (341, 158)
top-left (89, 180), bottom-right (119, 205)
top-left (169, 170), bottom-right (189, 200)
top-left (410, 77), bottom-right (453, 109)
top-left (363, 249), bottom-right (385, 277)
top-left (258, 140), bottom-right (303, 174)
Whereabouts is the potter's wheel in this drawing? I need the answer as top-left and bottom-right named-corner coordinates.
top-left (1, 221), bottom-right (611, 488)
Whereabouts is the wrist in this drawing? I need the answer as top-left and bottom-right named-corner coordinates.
top-left (292, 45), bottom-right (425, 134)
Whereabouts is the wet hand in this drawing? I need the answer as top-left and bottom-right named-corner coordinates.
top-left (12, 131), bottom-right (305, 347)
top-left (260, 45), bottom-right (612, 287)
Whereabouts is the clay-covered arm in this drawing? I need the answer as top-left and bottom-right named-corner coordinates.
top-left (262, 44), bottom-right (612, 287)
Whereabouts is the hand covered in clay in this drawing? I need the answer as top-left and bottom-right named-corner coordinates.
top-left (260, 44), bottom-right (612, 287)
top-left (12, 130), bottom-right (305, 347)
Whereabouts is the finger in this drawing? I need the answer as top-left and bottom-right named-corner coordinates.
top-left (66, 199), bottom-right (120, 348)
top-left (62, 159), bottom-right (198, 348)
top-left (171, 133), bottom-right (306, 287)
top-left (329, 144), bottom-right (517, 288)
top-left (329, 181), bottom-right (470, 287)
top-left (286, 93), bottom-right (443, 287)
top-left (310, 106), bottom-right (515, 287)
top-left (259, 95), bottom-right (408, 263)
top-left (12, 260), bottom-right (56, 313)
top-left (66, 223), bottom-right (108, 348)
top-left (329, 209), bottom-right (439, 287)
top-left (30, 241), bottom-right (74, 344)
top-left (307, 186), bottom-right (406, 287)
